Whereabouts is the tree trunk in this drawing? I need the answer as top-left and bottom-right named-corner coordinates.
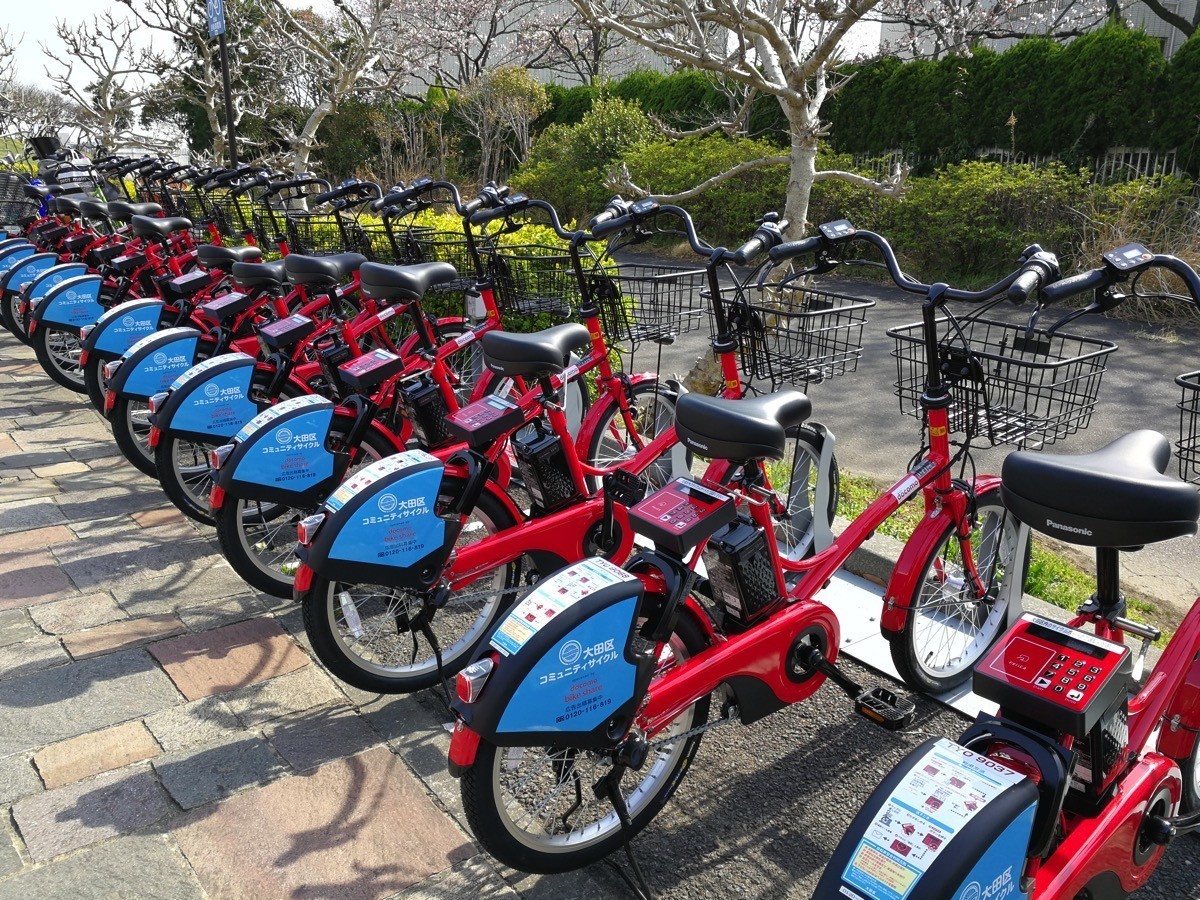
top-left (293, 99), bottom-right (333, 174)
top-left (783, 103), bottom-right (818, 238)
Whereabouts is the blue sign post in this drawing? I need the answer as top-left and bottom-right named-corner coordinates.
top-left (206, 0), bottom-right (239, 166)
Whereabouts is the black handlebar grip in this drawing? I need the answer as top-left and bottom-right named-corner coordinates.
top-left (590, 213), bottom-right (634, 239)
top-left (1007, 267), bottom-right (1043, 304)
top-left (768, 235), bottom-right (823, 262)
top-left (310, 186), bottom-right (343, 205)
top-left (1038, 267), bottom-right (1110, 304)
top-left (468, 200), bottom-right (525, 226)
top-left (587, 206), bottom-right (622, 231)
top-left (731, 237), bottom-right (765, 266)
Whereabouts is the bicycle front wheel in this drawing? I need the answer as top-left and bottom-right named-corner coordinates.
top-left (583, 381), bottom-right (685, 492)
top-left (890, 491), bottom-right (1028, 694)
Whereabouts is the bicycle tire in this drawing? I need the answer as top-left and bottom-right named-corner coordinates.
top-left (155, 374), bottom-right (308, 526)
top-left (582, 380), bottom-right (684, 493)
top-left (213, 418), bottom-right (396, 597)
top-left (110, 395), bottom-right (158, 477)
top-left (889, 489), bottom-right (1029, 694)
top-left (31, 322), bottom-right (87, 392)
top-left (1182, 736), bottom-right (1200, 815)
top-left (300, 477), bottom-right (522, 693)
top-left (0, 289), bottom-right (28, 343)
top-left (460, 611), bottom-right (711, 874)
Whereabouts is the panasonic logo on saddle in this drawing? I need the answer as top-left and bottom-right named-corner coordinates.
top-left (1046, 518), bottom-right (1093, 536)
top-left (686, 438), bottom-right (708, 450)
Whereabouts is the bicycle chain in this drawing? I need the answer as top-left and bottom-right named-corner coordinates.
top-left (647, 709), bottom-right (737, 751)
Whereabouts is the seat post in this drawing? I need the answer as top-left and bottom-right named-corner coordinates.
top-left (1091, 546), bottom-right (1125, 619)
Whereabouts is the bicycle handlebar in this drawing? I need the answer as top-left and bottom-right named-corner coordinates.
top-left (310, 180), bottom-right (382, 207)
top-left (1039, 252), bottom-right (1200, 308)
top-left (261, 174), bottom-right (332, 198)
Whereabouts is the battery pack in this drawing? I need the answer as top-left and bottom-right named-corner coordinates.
top-left (400, 376), bottom-right (451, 447)
top-left (703, 516), bottom-right (780, 626)
top-left (512, 427), bottom-right (579, 513)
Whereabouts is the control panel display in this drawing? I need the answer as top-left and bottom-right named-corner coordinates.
top-left (1103, 242), bottom-right (1152, 271)
top-left (446, 394), bottom-right (526, 448)
top-left (974, 614), bottom-right (1131, 737)
top-left (337, 349), bottom-right (404, 393)
top-left (628, 477), bottom-right (736, 555)
top-left (819, 219), bottom-right (856, 240)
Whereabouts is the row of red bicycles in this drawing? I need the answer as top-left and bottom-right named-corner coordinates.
top-left (4, 149), bottom-right (1200, 899)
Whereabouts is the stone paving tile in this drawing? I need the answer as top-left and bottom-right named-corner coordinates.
top-left (130, 507), bottom-right (185, 528)
top-left (390, 856), bottom-right (521, 900)
top-left (70, 442), bottom-right (117, 462)
top-left (111, 557), bottom-right (250, 615)
top-left (0, 609), bottom-right (35, 648)
top-left (0, 498), bottom-right (66, 536)
top-left (31, 460), bottom-right (90, 478)
top-left (0, 434), bottom-right (17, 455)
top-left (0, 635), bottom-right (69, 680)
top-left (0, 479), bottom-right (58, 504)
top-left (61, 613), bottom-right (186, 661)
top-left (0, 449), bottom-right (74, 472)
top-left (0, 753), bottom-right (42, 804)
top-left (0, 833), bottom-right (204, 900)
top-left (0, 550), bottom-right (75, 610)
top-left (28, 592), bottom-right (126, 635)
top-left (52, 530), bottom-right (214, 594)
top-left (52, 486), bottom-right (167, 527)
top-left (0, 826), bottom-right (20, 878)
top-left (11, 423), bottom-right (111, 452)
top-left (11, 766), bottom-right (174, 861)
top-left (174, 746), bottom-right (474, 899)
top-left (224, 664), bottom-right (345, 728)
top-left (149, 617), bottom-right (310, 701)
top-left (154, 734), bottom-right (288, 810)
top-left (0, 649), bottom-right (181, 757)
top-left (266, 706), bottom-right (380, 772)
top-left (33, 720), bottom-right (161, 790)
top-left (143, 695), bottom-right (242, 753)
top-left (1, 524), bottom-right (74, 553)
top-left (175, 593), bottom-right (267, 633)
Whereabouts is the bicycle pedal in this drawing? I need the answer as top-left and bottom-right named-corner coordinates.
top-left (854, 687), bottom-right (916, 731)
top-left (603, 469), bottom-right (647, 507)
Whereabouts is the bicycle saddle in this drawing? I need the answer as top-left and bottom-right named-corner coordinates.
top-left (130, 215), bottom-right (192, 240)
top-left (78, 199), bottom-right (111, 219)
top-left (358, 261), bottom-right (458, 302)
top-left (22, 184), bottom-right (51, 201)
top-left (675, 391), bottom-right (811, 461)
top-left (50, 194), bottom-right (86, 216)
top-left (196, 244), bottom-right (262, 272)
top-left (231, 259), bottom-right (289, 289)
top-left (482, 323), bottom-right (591, 379)
top-left (105, 201), bottom-right (163, 222)
top-left (1001, 430), bottom-right (1199, 548)
top-left (283, 252), bottom-right (366, 287)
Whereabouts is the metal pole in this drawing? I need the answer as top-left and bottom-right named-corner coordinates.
top-left (218, 32), bottom-right (239, 166)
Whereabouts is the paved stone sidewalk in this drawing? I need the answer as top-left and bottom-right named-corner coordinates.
top-left (0, 341), bottom-right (623, 898)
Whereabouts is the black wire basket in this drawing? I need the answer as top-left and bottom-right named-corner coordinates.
top-left (590, 263), bottom-right (709, 349)
top-left (284, 211), bottom-right (348, 256)
top-left (482, 243), bottom-right (581, 316)
top-left (1177, 370), bottom-right (1200, 484)
top-left (395, 228), bottom-right (475, 291)
top-left (207, 195), bottom-right (257, 243)
top-left (0, 173), bottom-right (37, 227)
top-left (890, 317), bottom-right (1118, 449)
top-left (729, 281), bottom-right (876, 389)
top-left (344, 220), bottom-right (398, 263)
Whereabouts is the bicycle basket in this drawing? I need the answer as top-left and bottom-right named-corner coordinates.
top-left (889, 317), bottom-right (1118, 449)
top-left (284, 211), bottom-right (347, 256)
top-left (731, 281), bottom-right (876, 389)
top-left (208, 195), bottom-right (256, 242)
top-left (0, 174), bottom-right (36, 227)
top-left (397, 228), bottom-right (474, 290)
top-left (483, 243), bottom-right (579, 316)
top-left (344, 220), bottom-right (397, 263)
top-left (590, 263), bottom-right (709, 349)
top-left (1177, 370), bottom-right (1200, 485)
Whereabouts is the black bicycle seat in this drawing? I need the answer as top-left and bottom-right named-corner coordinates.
top-left (105, 201), bottom-right (163, 222)
top-left (358, 261), bottom-right (457, 302)
top-left (231, 259), bottom-right (289, 289)
top-left (131, 215), bottom-right (192, 240)
top-left (674, 391), bottom-right (811, 461)
top-left (283, 252), bottom-right (366, 287)
top-left (482, 324), bottom-right (590, 379)
top-left (1002, 430), bottom-right (1199, 548)
top-left (197, 244), bottom-right (262, 272)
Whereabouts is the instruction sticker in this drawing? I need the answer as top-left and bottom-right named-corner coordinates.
top-left (842, 739), bottom-right (1027, 900)
top-left (324, 449), bottom-right (438, 512)
top-left (490, 557), bottom-right (631, 657)
top-left (234, 393), bottom-right (328, 442)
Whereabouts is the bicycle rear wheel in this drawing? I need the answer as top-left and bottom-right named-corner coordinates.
top-left (889, 490), bottom-right (1028, 694)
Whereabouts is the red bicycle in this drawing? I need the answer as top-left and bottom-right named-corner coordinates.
top-left (444, 224), bottom-right (1115, 874)
top-left (818, 244), bottom-right (1200, 900)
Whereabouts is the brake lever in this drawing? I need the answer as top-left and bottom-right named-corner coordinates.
top-left (1034, 287), bottom-right (1126, 335)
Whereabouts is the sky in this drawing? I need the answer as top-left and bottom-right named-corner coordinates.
top-left (5, 0), bottom-right (166, 87)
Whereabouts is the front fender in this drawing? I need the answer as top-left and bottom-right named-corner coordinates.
top-left (880, 475), bottom-right (1003, 636)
